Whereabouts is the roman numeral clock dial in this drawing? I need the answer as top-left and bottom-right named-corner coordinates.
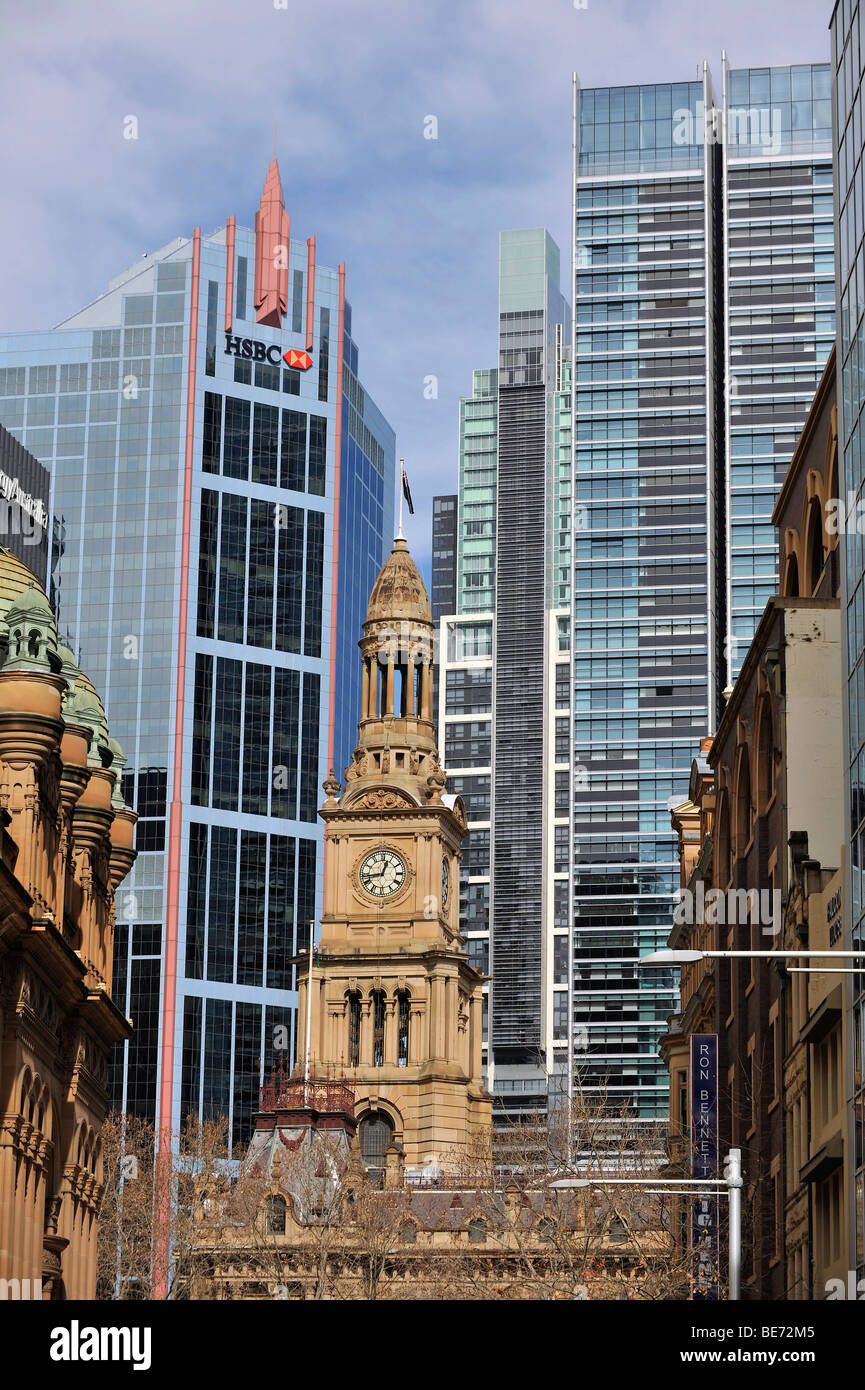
top-left (359, 849), bottom-right (407, 899)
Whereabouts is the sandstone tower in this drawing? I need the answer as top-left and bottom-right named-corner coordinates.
top-left (297, 536), bottom-right (491, 1175)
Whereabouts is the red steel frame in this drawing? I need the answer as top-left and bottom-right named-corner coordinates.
top-left (160, 226), bottom-right (200, 1152)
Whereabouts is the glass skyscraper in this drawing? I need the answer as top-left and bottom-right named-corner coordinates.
top-left (831, 0), bottom-right (865, 1285)
top-left (439, 60), bottom-right (835, 1128)
top-left (0, 159), bottom-right (395, 1150)
top-left (440, 229), bottom-right (573, 1117)
top-left (431, 494), bottom-right (458, 624)
top-left (573, 61), bottom-right (833, 1120)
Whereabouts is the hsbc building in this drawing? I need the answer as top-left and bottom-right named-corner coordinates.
top-left (0, 157), bottom-right (396, 1148)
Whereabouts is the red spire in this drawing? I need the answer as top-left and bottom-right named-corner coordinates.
top-left (254, 158), bottom-right (291, 328)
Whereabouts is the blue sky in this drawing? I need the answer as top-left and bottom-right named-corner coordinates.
top-left (0, 0), bottom-right (832, 580)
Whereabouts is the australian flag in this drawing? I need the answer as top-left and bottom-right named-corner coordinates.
top-left (401, 461), bottom-right (415, 516)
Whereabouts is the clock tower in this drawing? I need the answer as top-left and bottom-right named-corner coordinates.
top-left (297, 535), bottom-right (491, 1173)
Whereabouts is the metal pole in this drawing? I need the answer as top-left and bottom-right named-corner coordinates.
top-left (726, 1148), bottom-right (742, 1301)
top-left (551, 1150), bottom-right (745, 1302)
top-left (397, 458), bottom-right (404, 539)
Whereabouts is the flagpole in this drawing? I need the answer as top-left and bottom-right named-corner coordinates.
top-left (397, 457), bottom-right (405, 540)
top-left (304, 921), bottom-right (314, 1102)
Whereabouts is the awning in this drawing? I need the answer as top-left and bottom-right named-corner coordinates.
top-left (799, 984), bottom-right (843, 1046)
top-left (799, 1134), bottom-right (843, 1185)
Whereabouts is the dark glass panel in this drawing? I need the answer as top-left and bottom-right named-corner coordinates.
top-left (303, 510), bottom-right (324, 657)
top-left (272, 668), bottom-right (300, 819)
top-left (206, 827), bottom-right (237, 982)
top-left (280, 409), bottom-right (306, 491)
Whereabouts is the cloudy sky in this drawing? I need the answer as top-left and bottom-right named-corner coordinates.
top-left (0, 0), bottom-right (832, 579)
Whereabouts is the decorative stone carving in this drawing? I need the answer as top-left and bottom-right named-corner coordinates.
top-left (426, 770), bottom-right (446, 804)
top-left (347, 787), bottom-right (416, 811)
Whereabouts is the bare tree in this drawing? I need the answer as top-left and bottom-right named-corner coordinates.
top-left (97, 1112), bottom-right (230, 1300)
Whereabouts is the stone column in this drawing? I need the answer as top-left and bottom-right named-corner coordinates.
top-left (325, 1004), bottom-right (338, 1064)
top-left (470, 995), bottom-right (483, 1081)
top-left (384, 997), bottom-right (397, 1065)
top-left (297, 975), bottom-right (308, 1059)
top-left (368, 659), bottom-right (379, 717)
top-left (429, 974), bottom-right (441, 1059)
top-left (360, 997), bottom-right (373, 1066)
top-left (405, 656), bottom-right (415, 715)
top-left (418, 662), bottom-right (429, 720)
top-left (443, 975), bottom-right (453, 1061)
top-left (385, 657), bottom-right (395, 716)
top-left (311, 977), bottom-right (322, 1061)
top-left (361, 659), bottom-right (370, 719)
top-left (407, 1007), bottom-right (419, 1065)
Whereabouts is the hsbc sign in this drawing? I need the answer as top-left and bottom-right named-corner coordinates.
top-left (223, 332), bottom-right (312, 370)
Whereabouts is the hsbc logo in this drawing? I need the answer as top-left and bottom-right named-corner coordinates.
top-left (223, 332), bottom-right (313, 370)
top-left (283, 348), bottom-right (313, 370)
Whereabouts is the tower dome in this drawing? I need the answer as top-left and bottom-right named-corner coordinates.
top-left (365, 538), bottom-right (432, 627)
top-left (338, 535), bottom-right (440, 795)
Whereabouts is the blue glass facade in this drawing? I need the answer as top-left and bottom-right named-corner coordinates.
top-left (0, 190), bottom-right (394, 1151)
top-left (574, 76), bottom-right (711, 1120)
top-left (724, 62), bottom-right (835, 674)
top-left (832, 0), bottom-right (865, 1282)
top-left (573, 63), bottom-right (834, 1121)
top-left (336, 307), bottom-right (394, 787)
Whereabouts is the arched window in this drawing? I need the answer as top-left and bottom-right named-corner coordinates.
top-left (468, 1217), bottom-right (486, 1243)
top-left (781, 550), bottom-right (799, 597)
top-left (372, 991), bottom-right (385, 1067)
top-left (715, 790), bottom-right (731, 889)
top-left (264, 1194), bottom-right (286, 1235)
top-left (348, 992), bottom-right (361, 1066)
top-left (400, 1220), bottom-right (417, 1245)
top-left (397, 990), bottom-right (410, 1067)
top-left (805, 499), bottom-right (825, 595)
top-left (359, 1112), bottom-right (393, 1187)
top-left (733, 749), bottom-right (752, 859)
top-left (755, 696), bottom-right (774, 814)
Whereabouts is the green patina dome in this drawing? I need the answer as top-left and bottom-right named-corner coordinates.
top-left (0, 548), bottom-right (52, 624)
top-left (0, 549), bottom-right (131, 804)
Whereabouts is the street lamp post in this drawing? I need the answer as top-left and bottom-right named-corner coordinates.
top-left (550, 1147), bottom-right (744, 1300)
top-left (641, 949), bottom-right (865, 965)
top-left (637, 948), bottom-right (864, 1296)
top-left (726, 1149), bottom-right (742, 1301)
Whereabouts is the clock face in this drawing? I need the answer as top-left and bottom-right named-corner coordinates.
top-left (441, 857), bottom-right (449, 907)
top-left (359, 849), bottom-right (407, 899)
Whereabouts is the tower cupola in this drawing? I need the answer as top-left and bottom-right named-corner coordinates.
top-left (342, 537), bottom-right (439, 796)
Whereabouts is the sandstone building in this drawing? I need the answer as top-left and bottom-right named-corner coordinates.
top-left (0, 548), bottom-right (135, 1298)
top-left (297, 534), bottom-right (491, 1174)
top-left (662, 349), bottom-right (848, 1298)
top-left (187, 535), bottom-right (680, 1300)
